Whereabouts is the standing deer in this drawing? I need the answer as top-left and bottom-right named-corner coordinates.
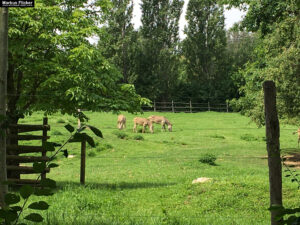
top-left (133, 117), bottom-right (153, 133)
top-left (117, 115), bottom-right (126, 130)
top-left (293, 128), bottom-right (300, 148)
top-left (148, 115), bottom-right (172, 132)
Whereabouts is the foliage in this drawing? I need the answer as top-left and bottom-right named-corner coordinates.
top-left (182, 0), bottom-right (228, 102)
top-left (133, 135), bottom-right (144, 141)
top-left (0, 121), bottom-right (102, 225)
top-left (7, 0), bottom-right (147, 123)
top-left (199, 153), bottom-right (217, 165)
top-left (112, 130), bottom-right (128, 139)
top-left (134, 0), bottom-right (184, 101)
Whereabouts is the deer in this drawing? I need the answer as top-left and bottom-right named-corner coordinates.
top-left (148, 115), bottom-right (172, 132)
top-left (133, 117), bottom-right (153, 133)
top-left (117, 115), bottom-right (126, 130)
top-left (293, 128), bottom-right (300, 148)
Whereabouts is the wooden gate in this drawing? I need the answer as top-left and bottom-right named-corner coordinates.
top-left (6, 118), bottom-right (51, 185)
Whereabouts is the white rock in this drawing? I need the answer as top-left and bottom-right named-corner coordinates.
top-left (192, 177), bottom-right (211, 184)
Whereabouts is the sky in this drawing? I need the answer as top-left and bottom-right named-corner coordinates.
top-left (132, 0), bottom-right (246, 39)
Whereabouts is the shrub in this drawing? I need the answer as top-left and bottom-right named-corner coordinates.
top-left (133, 135), bottom-right (144, 141)
top-left (104, 143), bottom-right (113, 149)
top-left (199, 153), bottom-right (217, 165)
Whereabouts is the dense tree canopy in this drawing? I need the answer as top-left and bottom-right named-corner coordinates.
top-left (7, 0), bottom-right (148, 122)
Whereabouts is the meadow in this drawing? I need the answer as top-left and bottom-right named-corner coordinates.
top-left (15, 111), bottom-right (300, 225)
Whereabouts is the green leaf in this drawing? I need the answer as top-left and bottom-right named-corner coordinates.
top-left (0, 209), bottom-right (18, 222)
top-left (34, 188), bottom-right (54, 196)
top-left (20, 185), bottom-right (34, 199)
top-left (48, 163), bottom-right (59, 168)
top-left (63, 149), bottom-right (69, 158)
top-left (69, 132), bottom-right (85, 142)
top-left (42, 142), bottom-right (55, 152)
top-left (24, 213), bottom-right (44, 222)
top-left (33, 162), bottom-right (46, 173)
top-left (10, 206), bottom-right (22, 212)
top-left (83, 133), bottom-right (95, 147)
top-left (4, 193), bottom-right (20, 205)
top-left (40, 178), bottom-right (56, 188)
top-left (64, 124), bottom-right (75, 133)
top-left (86, 125), bottom-right (103, 138)
top-left (28, 201), bottom-right (49, 210)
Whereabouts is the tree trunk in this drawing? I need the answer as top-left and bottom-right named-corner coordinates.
top-left (263, 80), bottom-right (282, 225)
top-left (0, 8), bottom-right (8, 208)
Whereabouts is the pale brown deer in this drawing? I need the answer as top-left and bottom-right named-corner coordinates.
top-left (148, 115), bottom-right (172, 132)
top-left (293, 128), bottom-right (300, 148)
top-left (117, 115), bottom-right (126, 130)
top-left (133, 117), bottom-right (153, 133)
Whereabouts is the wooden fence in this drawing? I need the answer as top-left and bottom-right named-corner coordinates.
top-left (142, 101), bottom-right (230, 113)
top-left (6, 118), bottom-right (51, 185)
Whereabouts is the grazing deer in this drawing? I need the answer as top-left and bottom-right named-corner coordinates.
top-left (133, 117), bottom-right (153, 133)
top-left (148, 115), bottom-right (172, 132)
top-left (117, 115), bottom-right (126, 130)
top-left (293, 128), bottom-right (300, 148)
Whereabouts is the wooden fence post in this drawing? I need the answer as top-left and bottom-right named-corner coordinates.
top-left (189, 100), bottom-right (192, 113)
top-left (263, 80), bottom-right (282, 225)
top-left (226, 101), bottom-right (229, 112)
top-left (171, 100), bottom-right (175, 113)
top-left (208, 102), bottom-right (210, 112)
top-left (80, 141), bottom-right (86, 185)
top-left (154, 100), bottom-right (156, 112)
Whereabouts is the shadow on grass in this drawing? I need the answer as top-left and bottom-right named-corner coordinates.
top-left (57, 181), bottom-right (176, 190)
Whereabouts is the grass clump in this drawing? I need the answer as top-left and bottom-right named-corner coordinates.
top-left (88, 150), bottom-right (96, 157)
top-left (133, 135), bottom-right (144, 141)
top-left (210, 134), bottom-right (225, 139)
top-left (112, 131), bottom-right (128, 139)
top-left (51, 130), bottom-right (63, 136)
top-left (199, 153), bottom-right (217, 165)
top-left (240, 134), bottom-right (258, 142)
top-left (56, 118), bottom-right (66, 123)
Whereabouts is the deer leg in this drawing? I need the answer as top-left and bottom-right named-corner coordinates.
top-left (133, 124), bottom-right (137, 133)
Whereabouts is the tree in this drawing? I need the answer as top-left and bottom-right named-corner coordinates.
top-left (98, 0), bottom-right (138, 83)
top-left (182, 0), bottom-right (227, 102)
top-left (7, 0), bottom-right (147, 125)
top-left (0, 8), bottom-right (8, 207)
top-left (135, 0), bottom-right (184, 101)
top-left (227, 0), bottom-right (300, 125)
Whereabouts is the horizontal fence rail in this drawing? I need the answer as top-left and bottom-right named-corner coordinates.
top-left (142, 100), bottom-right (230, 113)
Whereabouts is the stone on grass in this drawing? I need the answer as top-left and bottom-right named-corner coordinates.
top-left (192, 177), bottom-right (211, 184)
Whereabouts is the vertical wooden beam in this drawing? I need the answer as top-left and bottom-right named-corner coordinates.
top-left (42, 117), bottom-right (48, 180)
top-left (80, 141), bottom-right (86, 185)
top-left (208, 102), bottom-right (210, 112)
top-left (0, 8), bottom-right (8, 208)
top-left (263, 80), bottom-right (282, 225)
top-left (226, 101), bottom-right (229, 113)
top-left (189, 100), bottom-right (192, 113)
top-left (153, 101), bottom-right (156, 112)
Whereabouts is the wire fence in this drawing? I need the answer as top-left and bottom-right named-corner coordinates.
top-left (142, 100), bottom-right (230, 113)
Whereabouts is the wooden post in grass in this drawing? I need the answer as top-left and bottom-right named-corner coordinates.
top-left (226, 101), bottom-right (229, 113)
top-left (208, 102), bottom-right (210, 112)
top-left (154, 100), bottom-right (156, 112)
top-left (80, 140), bottom-right (86, 185)
top-left (263, 80), bottom-right (282, 225)
top-left (189, 100), bottom-right (192, 113)
top-left (42, 117), bottom-right (48, 180)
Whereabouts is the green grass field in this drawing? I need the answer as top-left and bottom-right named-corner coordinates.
top-left (15, 111), bottom-right (300, 225)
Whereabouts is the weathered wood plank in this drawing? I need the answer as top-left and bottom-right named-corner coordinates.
top-left (7, 178), bottom-right (40, 185)
top-left (6, 155), bottom-right (50, 163)
top-left (7, 166), bottom-right (50, 174)
top-left (7, 145), bottom-right (46, 154)
top-left (9, 124), bottom-right (50, 133)
top-left (9, 135), bottom-right (50, 141)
